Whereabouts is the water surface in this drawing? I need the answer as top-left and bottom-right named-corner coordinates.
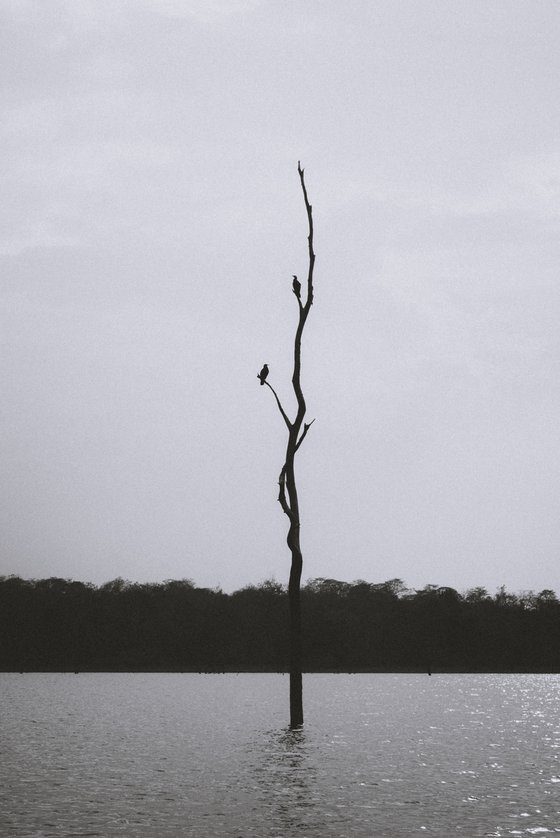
top-left (2, 673), bottom-right (559, 836)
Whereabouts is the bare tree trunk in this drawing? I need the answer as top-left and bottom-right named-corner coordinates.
top-left (259, 163), bottom-right (315, 728)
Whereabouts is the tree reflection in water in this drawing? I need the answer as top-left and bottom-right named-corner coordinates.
top-left (248, 726), bottom-right (321, 835)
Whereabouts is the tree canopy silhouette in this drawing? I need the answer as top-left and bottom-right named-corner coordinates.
top-left (2, 575), bottom-right (559, 674)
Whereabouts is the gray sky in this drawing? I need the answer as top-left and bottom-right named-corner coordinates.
top-left (2, 0), bottom-right (560, 595)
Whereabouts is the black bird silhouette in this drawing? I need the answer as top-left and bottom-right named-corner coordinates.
top-left (292, 275), bottom-right (301, 298)
top-left (258, 364), bottom-right (269, 385)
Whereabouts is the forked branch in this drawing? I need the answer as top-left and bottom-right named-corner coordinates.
top-left (295, 418), bottom-right (316, 452)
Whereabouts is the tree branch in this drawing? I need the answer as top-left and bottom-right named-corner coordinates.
top-left (298, 161), bottom-right (315, 312)
top-left (295, 418), bottom-right (316, 452)
top-left (264, 380), bottom-right (292, 429)
top-left (292, 275), bottom-right (303, 312)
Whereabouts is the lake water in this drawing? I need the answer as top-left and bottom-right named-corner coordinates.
top-left (1, 673), bottom-right (559, 837)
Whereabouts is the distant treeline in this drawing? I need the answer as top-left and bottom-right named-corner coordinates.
top-left (1, 575), bottom-right (559, 673)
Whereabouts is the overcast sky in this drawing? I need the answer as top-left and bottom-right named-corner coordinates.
top-left (2, 0), bottom-right (560, 596)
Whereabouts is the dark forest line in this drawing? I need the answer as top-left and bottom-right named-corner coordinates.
top-left (1, 575), bottom-right (559, 673)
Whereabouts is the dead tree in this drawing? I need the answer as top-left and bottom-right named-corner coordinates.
top-left (257, 162), bottom-right (315, 727)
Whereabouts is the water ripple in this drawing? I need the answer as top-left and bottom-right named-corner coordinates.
top-left (2, 673), bottom-right (560, 836)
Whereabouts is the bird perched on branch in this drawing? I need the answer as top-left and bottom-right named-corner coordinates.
top-left (258, 364), bottom-right (269, 385)
top-left (292, 275), bottom-right (301, 298)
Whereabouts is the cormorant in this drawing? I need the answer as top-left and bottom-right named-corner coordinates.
top-left (292, 275), bottom-right (301, 298)
top-left (258, 364), bottom-right (269, 385)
